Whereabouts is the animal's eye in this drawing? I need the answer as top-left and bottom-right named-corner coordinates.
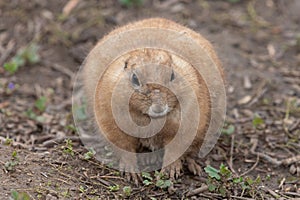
top-left (170, 70), bottom-right (175, 81)
top-left (131, 73), bottom-right (140, 87)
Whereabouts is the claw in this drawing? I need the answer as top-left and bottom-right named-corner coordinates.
top-left (161, 159), bottom-right (182, 179)
top-left (186, 157), bottom-right (203, 176)
top-left (119, 155), bottom-right (140, 185)
top-left (125, 172), bottom-right (141, 185)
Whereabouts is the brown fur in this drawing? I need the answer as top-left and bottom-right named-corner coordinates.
top-left (83, 18), bottom-right (225, 178)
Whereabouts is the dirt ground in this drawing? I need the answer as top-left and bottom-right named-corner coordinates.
top-left (0, 0), bottom-right (299, 199)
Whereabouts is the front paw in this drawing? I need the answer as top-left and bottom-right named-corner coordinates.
top-left (186, 156), bottom-right (203, 176)
top-left (160, 159), bottom-right (182, 179)
top-left (119, 156), bottom-right (141, 185)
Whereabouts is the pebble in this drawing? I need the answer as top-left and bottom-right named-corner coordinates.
top-left (238, 95), bottom-right (251, 105)
top-left (243, 75), bottom-right (252, 89)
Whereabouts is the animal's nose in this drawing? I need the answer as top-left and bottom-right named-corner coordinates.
top-left (151, 104), bottom-right (165, 113)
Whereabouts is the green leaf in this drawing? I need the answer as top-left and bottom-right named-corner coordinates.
top-left (108, 185), bottom-right (120, 192)
top-left (154, 171), bottom-right (164, 179)
top-left (155, 179), bottom-right (165, 188)
top-left (252, 115), bottom-right (264, 128)
top-left (254, 175), bottom-right (261, 184)
top-left (219, 185), bottom-right (227, 197)
top-left (4, 138), bottom-right (13, 146)
top-left (12, 150), bottom-right (18, 159)
top-left (12, 56), bottom-right (25, 66)
top-left (142, 179), bottom-right (153, 186)
top-left (204, 165), bottom-right (220, 180)
top-left (25, 109), bottom-right (37, 119)
top-left (163, 179), bottom-right (172, 188)
top-left (4, 62), bottom-right (19, 74)
top-left (245, 177), bottom-right (254, 185)
top-left (233, 177), bottom-right (243, 183)
top-left (3, 43), bottom-right (40, 75)
top-left (11, 190), bottom-right (19, 200)
top-left (84, 148), bottom-right (96, 160)
top-left (35, 96), bottom-right (47, 112)
top-left (79, 185), bottom-right (86, 193)
top-left (221, 124), bottom-right (235, 135)
top-left (25, 44), bottom-right (40, 64)
top-left (123, 186), bottom-right (132, 196)
top-left (219, 164), bottom-right (231, 179)
top-left (141, 172), bottom-right (153, 180)
top-left (5, 160), bottom-right (18, 171)
top-left (208, 183), bottom-right (217, 191)
top-left (155, 179), bottom-right (172, 189)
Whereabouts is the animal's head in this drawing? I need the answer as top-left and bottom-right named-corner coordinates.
top-left (124, 49), bottom-right (179, 118)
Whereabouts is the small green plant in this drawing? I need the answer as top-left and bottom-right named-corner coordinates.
top-left (123, 186), bottom-right (132, 196)
top-left (204, 164), bottom-right (261, 198)
top-left (25, 109), bottom-right (45, 122)
top-left (252, 114), bottom-right (264, 129)
top-left (35, 96), bottom-right (47, 112)
top-left (4, 137), bottom-right (13, 146)
top-left (84, 148), bottom-right (96, 160)
top-left (65, 124), bottom-right (77, 132)
top-left (5, 150), bottom-right (19, 172)
top-left (25, 96), bottom-right (47, 122)
top-left (61, 190), bottom-right (71, 198)
top-left (4, 43), bottom-right (40, 74)
top-left (221, 124), bottom-right (235, 135)
top-left (142, 171), bottom-right (153, 185)
top-left (10, 190), bottom-right (30, 200)
top-left (141, 171), bottom-right (173, 189)
top-left (79, 185), bottom-right (87, 193)
top-left (155, 179), bottom-right (172, 189)
top-left (118, 0), bottom-right (144, 7)
top-left (62, 139), bottom-right (74, 156)
top-left (108, 184), bottom-right (120, 192)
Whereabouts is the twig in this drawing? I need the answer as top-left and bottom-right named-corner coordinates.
top-left (250, 137), bottom-right (281, 166)
top-left (186, 185), bottom-right (208, 197)
top-left (240, 155), bottom-right (259, 177)
top-left (63, 0), bottom-right (80, 16)
top-left (260, 186), bottom-right (280, 198)
top-left (289, 119), bottom-right (300, 132)
top-left (282, 154), bottom-right (300, 165)
top-left (228, 134), bottom-right (236, 174)
top-left (42, 136), bottom-right (80, 147)
top-left (0, 40), bottom-right (15, 66)
top-left (251, 151), bottom-right (300, 167)
top-left (254, 152), bottom-right (281, 166)
top-left (230, 196), bottom-right (255, 200)
top-left (282, 192), bottom-right (300, 198)
top-left (248, 87), bottom-right (268, 107)
top-left (44, 61), bottom-right (75, 79)
top-left (247, 80), bottom-right (268, 107)
top-left (278, 177), bottom-right (285, 189)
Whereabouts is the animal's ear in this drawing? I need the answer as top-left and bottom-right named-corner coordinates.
top-left (124, 61), bottom-right (128, 70)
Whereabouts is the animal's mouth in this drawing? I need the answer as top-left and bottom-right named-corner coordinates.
top-left (148, 104), bottom-right (169, 118)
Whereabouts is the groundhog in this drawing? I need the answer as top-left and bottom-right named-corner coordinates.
top-left (81, 18), bottom-right (225, 182)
